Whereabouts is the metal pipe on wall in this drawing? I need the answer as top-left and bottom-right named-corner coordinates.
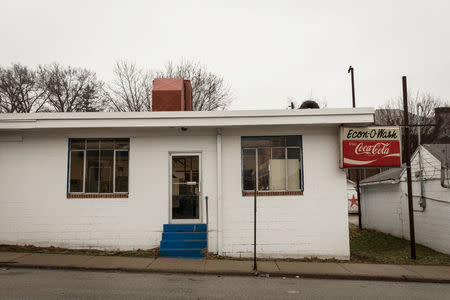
top-left (216, 128), bottom-right (223, 255)
top-left (417, 104), bottom-right (426, 209)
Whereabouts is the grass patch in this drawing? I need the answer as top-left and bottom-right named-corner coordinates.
top-left (350, 224), bottom-right (450, 265)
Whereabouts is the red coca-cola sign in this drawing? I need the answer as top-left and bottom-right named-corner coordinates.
top-left (341, 127), bottom-right (402, 167)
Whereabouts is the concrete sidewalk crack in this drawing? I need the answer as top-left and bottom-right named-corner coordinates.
top-left (337, 264), bottom-right (353, 274)
top-left (146, 258), bottom-right (157, 268)
top-left (274, 261), bottom-right (280, 271)
top-left (398, 265), bottom-right (424, 279)
top-left (81, 256), bottom-right (96, 264)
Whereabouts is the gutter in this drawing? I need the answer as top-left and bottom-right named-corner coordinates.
top-left (360, 179), bottom-right (400, 186)
top-left (441, 148), bottom-right (449, 188)
top-left (441, 166), bottom-right (449, 188)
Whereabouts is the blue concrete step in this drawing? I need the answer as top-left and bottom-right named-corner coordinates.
top-left (163, 224), bottom-right (207, 232)
top-left (159, 249), bottom-right (206, 258)
top-left (159, 223), bottom-right (207, 259)
top-left (162, 231), bottom-right (207, 240)
top-left (160, 239), bottom-right (206, 249)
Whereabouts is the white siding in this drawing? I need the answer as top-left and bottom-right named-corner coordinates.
top-left (361, 184), bottom-right (404, 237)
top-left (361, 146), bottom-right (450, 254)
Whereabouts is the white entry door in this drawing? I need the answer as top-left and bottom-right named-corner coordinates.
top-left (169, 153), bottom-right (201, 223)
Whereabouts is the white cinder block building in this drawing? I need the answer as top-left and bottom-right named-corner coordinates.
top-left (0, 79), bottom-right (374, 259)
top-left (360, 144), bottom-right (450, 254)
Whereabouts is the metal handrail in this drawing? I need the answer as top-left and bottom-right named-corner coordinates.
top-left (205, 196), bottom-right (209, 225)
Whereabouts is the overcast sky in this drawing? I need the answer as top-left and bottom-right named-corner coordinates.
top-left (1, 0), bottom-right (449, 110)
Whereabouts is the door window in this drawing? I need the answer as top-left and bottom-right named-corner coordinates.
top-left (171, 155), bottom-right (200, 220)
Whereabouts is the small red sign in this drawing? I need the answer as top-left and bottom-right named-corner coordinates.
top-left (342, 140), bottom-right (401, 167)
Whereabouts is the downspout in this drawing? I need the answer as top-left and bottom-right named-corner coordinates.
top-left (216, 128), bottom-right (223, 255)
top-left (441, 147), bottom-right (450, 188)
top-left (417, 103), bottom-right (426, 209)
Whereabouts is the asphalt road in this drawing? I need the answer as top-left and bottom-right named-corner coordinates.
top-left (0, 268), bottom-right (449, 299)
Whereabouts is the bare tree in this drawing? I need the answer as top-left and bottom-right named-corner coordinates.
top-left (0, 64), bottom-right (46, 113)
top-left (38, 63), bottom-right (105, 112)
top-left (105, 61), bottom-right (153, 112)
top-left (158, 60), bottom-right (231, 111)
top-left (377, 92), bottom-right (449, 154)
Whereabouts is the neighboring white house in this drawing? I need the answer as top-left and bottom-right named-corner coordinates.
top-left (360, 144), bottom-right (450, 254)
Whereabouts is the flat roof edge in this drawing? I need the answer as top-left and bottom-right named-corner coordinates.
top-left (0, 108), bottom-right (374, 130)
top-left (0, 108), bottom-right (374, 121)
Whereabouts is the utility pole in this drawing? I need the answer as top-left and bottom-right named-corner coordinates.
top-left (253, 177), bottom-right (257, 271)
top-left (402, 76), bottom-right (416, 259)
top-left (348, 66), bottom-right (362, 229)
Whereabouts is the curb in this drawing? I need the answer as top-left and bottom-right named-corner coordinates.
top-left (1, 263), bottom-right (449, 284)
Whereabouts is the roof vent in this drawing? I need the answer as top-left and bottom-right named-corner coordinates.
top-left (299, 100), bottom-right (320, 109)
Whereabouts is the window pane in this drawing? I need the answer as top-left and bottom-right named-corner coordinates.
top-left (270, 148), bottom-right (286, 190)
top-left (258, 148), bottom-right (270, 190)
top-left (287, 148), bottom-right (301, 189)
top-left (171, 156), bottom-right (199, 184)
top-left (241, 136), bottom-right (303, 192)
top-left (115, 138), bottom-right (130, 149)
top-left (87, 139), bottom-right (100, 149)
top-left (100, 139), bottom-right (114, 149)
top-left (99, 150), bottom-right (113, 193)
top-left (242, 136), bottom-right (285, 148)
top-left (85, 150), bottom-right (99, 192)
top-left (115, 151), bottom-right (129, 192)
top-left (69, 151), bottom-right (84, 192)
top-left (70, 139), bottom-right (85, 150)
top-left (242, 149), bottom-right (256, 190)
top-left (286, 136), bottom-right (301, 146)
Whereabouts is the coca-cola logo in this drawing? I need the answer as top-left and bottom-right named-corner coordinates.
top-left (355, 142), bottom-right (391, 155)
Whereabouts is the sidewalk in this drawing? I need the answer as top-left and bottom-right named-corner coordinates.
top-left (1, 252), bottom-right (449, 283)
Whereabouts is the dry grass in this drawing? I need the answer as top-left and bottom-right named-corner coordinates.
top-left (1, 225), bottom-right (449, 265)
top-left (0, 244), bottom-right (159, 258)
top-left (349, 224), bottom-right (450, 265)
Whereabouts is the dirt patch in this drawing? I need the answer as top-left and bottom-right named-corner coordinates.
top-left (0, 244), bottom-right (159, 258)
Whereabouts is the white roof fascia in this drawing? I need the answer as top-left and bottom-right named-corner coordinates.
top-left (0, 108), bottom-right (374, 130)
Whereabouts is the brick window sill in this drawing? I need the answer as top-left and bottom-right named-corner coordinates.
top-left (242, 191), bottom-right (303, 197)
top-left (67, 193), bottom-right (129, 199)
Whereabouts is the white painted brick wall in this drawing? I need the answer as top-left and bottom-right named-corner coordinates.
top-left (0, 128), bottom-right (218, 251)
top-left (0, 125), bottom-right (350, 259)
top-left (221, 126), bottom-right (350, 259)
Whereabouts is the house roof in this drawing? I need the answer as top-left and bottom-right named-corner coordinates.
top-left (423, 144), bottom-right (450, 168)
top-left (360, 166), bottom-right (405, 185)
top-left (360, 143), bottom-right (450, 185)
top-left (0, 108), bottom-right (374, 130)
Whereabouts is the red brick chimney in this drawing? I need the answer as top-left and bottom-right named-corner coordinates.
top-left (152, 78), bottom-right (193, 111)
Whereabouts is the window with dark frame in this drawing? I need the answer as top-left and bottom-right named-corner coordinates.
top-left (241, 136), bottom-right (303, 192)
top-left (68, 138), bottom-right (129, 194)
